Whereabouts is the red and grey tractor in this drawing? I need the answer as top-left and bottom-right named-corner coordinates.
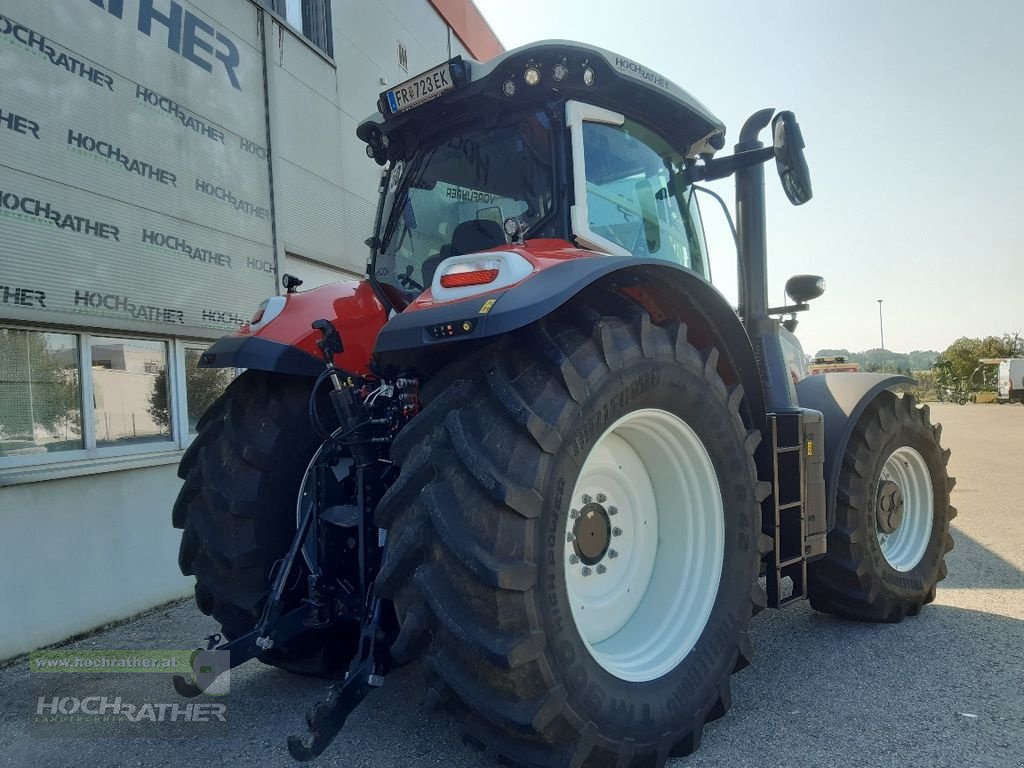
top-left (172, 40), bottom-right (955, 766)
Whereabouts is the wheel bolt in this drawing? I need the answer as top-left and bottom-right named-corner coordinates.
top-left (570, 508), bottom-right (580, 519)
top-left (596, 493), bottom-right (607, 503)
top-left (582, 566), bottom-right (592, 577)
top-left (612, 527), bottom-right (622, 537)
top-left (608, 506), bottom-right (618, 515)
top-left (569, 554), bottom-right (579, 565)
top-left (608, 549), bottom-right (618, 558)
top-left (582, 494), bottom-right (592, 504)
top-left (566, 532), bottom-right (576, 543)
top-left (596, 564), bottom-right (607, 575)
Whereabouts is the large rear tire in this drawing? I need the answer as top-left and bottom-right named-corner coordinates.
top-left (374, 301), bottom-right (768, 767)
top-left (173, 371), bottom-right (358, 675)
top-left (808, 392), bottom-right (956, 622)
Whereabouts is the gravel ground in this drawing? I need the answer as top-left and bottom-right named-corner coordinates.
top-left (1, 402), bottom-right (1021, 768)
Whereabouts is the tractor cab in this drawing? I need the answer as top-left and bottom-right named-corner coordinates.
top-left (358, 42), bottom-right (726, 311)
top-left (357, 40), bottom-right (819, 417)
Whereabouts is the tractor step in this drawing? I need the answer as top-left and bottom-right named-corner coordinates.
top-left (764, 409), bottom-right (826, 608)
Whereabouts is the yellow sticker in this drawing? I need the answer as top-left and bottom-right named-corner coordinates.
top-left (806, 439), bottom-right (814, 456)
top-left (478, 299), bottom-right (496, 314)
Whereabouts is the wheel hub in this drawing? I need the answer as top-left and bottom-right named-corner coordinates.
top-left (572, 502), bottom-right (612, 565)
top-left (876, 479), bottom-right (904, 533)
top-left (876, 445), bottom-right (934, 572)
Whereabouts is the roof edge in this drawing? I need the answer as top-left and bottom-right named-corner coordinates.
top-left (428, 0), bottom-right (504, 61)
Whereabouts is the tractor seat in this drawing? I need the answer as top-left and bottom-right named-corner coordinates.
top-left (451, 219), bottom-right (506, 256)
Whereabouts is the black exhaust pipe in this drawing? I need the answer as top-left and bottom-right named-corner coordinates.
top-left (735, 108), bottom-right (797, 411)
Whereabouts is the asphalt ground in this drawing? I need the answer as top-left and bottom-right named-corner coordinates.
top-left (1, 402), bottom-right (1022, 768)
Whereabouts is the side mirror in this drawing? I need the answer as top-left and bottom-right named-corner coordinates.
top-left (786, 274), bottom-right (826, 303)
top-left (772, 111), bottom-right (812, 206)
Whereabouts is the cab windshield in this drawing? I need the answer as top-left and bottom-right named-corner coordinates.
top-left (374, 112), bottom-right (555, 299)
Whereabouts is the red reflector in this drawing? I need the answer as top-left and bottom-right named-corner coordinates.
top-left (439, 269), bottom-right (499, 288)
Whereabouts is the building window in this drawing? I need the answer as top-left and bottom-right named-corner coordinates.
top-left (183, 346), bottom-right (234, 433)
top-left (266, 0), bottom-right (333, 56)
top-left (0, 326), bottom-right (238, 477)
top-left (90, 337), bottom-right (172, 447)
top-left (285, 0), bottom-right (303, 28)
top-left (0, 329), bottom-right (82, 457)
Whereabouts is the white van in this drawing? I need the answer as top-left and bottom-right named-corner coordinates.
top-left (998, 359), bottom-right (1024, 402)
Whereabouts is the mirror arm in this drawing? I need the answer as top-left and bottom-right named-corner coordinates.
top-left (684, 146), bottom-right (775, 183)
top-left (767, 302), bottom-right (810, 315)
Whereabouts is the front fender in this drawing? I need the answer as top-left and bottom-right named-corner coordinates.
top-left (198, 279), bottom-right (387, 376)
top-left (795, 372), bottom-right (915, 530)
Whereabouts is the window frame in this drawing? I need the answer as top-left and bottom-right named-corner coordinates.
top-left (0, 324), bottom-right (224, 482)
top-left (87, 334), bottom-right (176, 452)
top-left (259, 0), bottom-right (333, 57)
top-left (0, 326), bottom-right (85, 458)
top-left (565, 99), bottom-right (631, 258)
top-left (566, 100), bottom-right (712, 280)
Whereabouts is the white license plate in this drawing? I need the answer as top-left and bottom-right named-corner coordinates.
top-left (385, 62), bottom-right (454, 114)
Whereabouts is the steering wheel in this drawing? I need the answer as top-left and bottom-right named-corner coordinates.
top-left (396, 264), bottom-right (424, 292)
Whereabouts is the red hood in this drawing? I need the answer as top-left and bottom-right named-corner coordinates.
top-left (235, 279), bottom-right (387, 376)
top-left (223, 239), bottom-right (595, 375)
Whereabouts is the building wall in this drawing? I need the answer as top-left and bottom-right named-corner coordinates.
top-left (0, 0), bottom-right (277, 338)
top-left (270, 0), bottom-right (477, 275)
top-left (0, 0), bottom-right (500, 661)
top-left (0, 464), bottom-right (186, 660)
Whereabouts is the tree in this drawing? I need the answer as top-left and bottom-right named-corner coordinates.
top-left (0, 329), bottom-right (81, 445)
top-left (147, 367), bottom-right (171, 430)
top-left (907, 350), bottom-right (940, 371)
top-left (813, 347), bottom-right (938, 374)
top-left (851, 347), bottom-right (911, 374)
top-left (935, 332), bottom-right (1024, 392)
top-left (147, 364), bottom-right (233, 432)
top-left (1001, 332), bottom-right (1024, 357)
top-left (182, 365), bottom-right (234, 429)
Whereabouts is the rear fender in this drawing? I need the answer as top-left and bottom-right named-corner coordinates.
top-left (198, 280), bottom-right (387, 377)
top-left (795, 372), bottom-right (915, 530)
top-left (374, 255), bottom-right (766, 429)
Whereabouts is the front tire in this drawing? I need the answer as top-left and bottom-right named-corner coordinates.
top-left (173, 371), bottom-right (358, 675)
top-left (374, 301), bottom-right (767, 767)
top-left (808, 392), bottom-right (956, 622)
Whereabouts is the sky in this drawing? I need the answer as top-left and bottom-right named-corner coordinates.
top-left (472, 0), bottom-right (1024, 355)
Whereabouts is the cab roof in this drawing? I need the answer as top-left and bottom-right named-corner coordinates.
top-left (357, 40), bottom-right (727, 160)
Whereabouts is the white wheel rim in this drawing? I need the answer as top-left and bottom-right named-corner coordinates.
top-left (565, 408), bottom-right (724, 683)
top-left (876, 446), bottom-right (933, 572)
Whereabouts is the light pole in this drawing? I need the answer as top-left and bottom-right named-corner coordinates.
top-left (877, 299), bottom-right (885, 372)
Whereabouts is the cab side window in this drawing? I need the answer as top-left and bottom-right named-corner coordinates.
top-left (581, 120), bottom-right (707, 278)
